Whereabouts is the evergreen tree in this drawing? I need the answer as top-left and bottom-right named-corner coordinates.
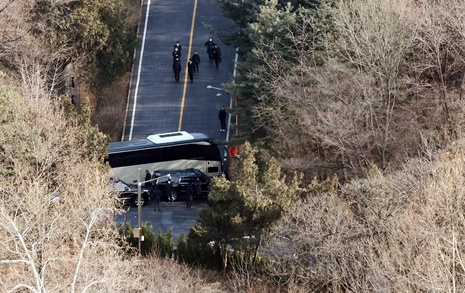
top-left (219, 0), bottom-right (336, 146)
top-left (189, 142), bottom-right (303, 272)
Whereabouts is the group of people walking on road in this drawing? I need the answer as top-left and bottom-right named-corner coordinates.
top-left (170, 38), bottom-right (229, 132)
top-left (172, 41), bottom-right (182, 82)
top-left (171, 37), bottom-right (222, 83)
top-left (204, 37), bottom-right (222, 69)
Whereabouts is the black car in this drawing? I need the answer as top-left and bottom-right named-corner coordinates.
top-left (152, 169), bottom-right (210, 201)
top-left (110, 177), bottom-right (150, 207)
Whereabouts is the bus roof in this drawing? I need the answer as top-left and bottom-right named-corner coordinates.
top-left (147, 131), bottom-right (194, 144)
top-left (108, 131), bottom-right (214, 154)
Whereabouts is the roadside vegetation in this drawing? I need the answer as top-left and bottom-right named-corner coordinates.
top-left (2, 0), bottom-right (465, 292)
top-left (223, 0), bottom-right (465, 180)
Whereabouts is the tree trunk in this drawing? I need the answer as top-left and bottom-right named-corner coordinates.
top-left (221, 244), bottom-right (228, 274)
top-left (251, 235), bottom-right (262, 267)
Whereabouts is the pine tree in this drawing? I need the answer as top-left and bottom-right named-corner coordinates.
top-left (189, 142), bottom-right (303, 273)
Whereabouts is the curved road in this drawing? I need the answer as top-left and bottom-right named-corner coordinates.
top-left (123, 0), bottom-right (236, 143)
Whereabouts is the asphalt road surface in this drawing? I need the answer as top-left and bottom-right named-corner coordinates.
top-left (115, 201), bottom-right (206, 245)
top-left (116, 0), bottom-right (236, 239)
top-left (123, 0), bottom-right (236, 142)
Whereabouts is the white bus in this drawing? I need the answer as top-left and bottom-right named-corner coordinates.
top-left (107, 131), bottom-right (223, 183)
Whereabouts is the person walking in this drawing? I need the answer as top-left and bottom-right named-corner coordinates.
top-left (165, 180), bottom-right (174, 204)
top-left (211, 44), bottom-right (222, 69)
top-left (186, 183), bottom-right (193, 208)
top-left (174, 41), bottom-right (182, 52)
top-left (187, 59), bottom-right (195, 83)
top-left (173, 58), bottom-right (181, 82)
top-left (172, 47), bottom-right (181, 62)
top-left (151, 170), bottom-right (158, 199)
top-left (219, 105), bottom-right (227, 132)
top-left (191, 51), bottom-right (200, 73)
top-left (204, 37), bottom-right (215, 62)
top-left (193, 177), bottom-right (202, 199)
top-left (151, 184), bottom-right (162, 211)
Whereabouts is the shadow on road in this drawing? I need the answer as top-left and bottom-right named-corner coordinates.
top-left (115, 200), bottom-right (207, 244)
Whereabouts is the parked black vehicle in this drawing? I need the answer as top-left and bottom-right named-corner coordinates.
top-left (152, 169), bottom-right (210, 201)
top-left (110, 177), bottom-right (150, 207)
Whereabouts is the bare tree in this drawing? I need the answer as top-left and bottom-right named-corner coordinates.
top-left (408, 0), bottom-right (465, 139)
top-left (332, 0), bottom-right (418, 169)
top-left (247, 0), bottom-right (465, 182)
top-left (248, 0), bottom-right (417, 177)
top-left (270, 139), bottom-right (465, 291)
top-left (0, 0), bottom-right (33, 59)
top-left (0, 69), bottom-right (140, 291)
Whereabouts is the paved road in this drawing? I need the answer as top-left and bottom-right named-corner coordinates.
top-left (116, 0), bottom-right (236, 239)
top-left (123, 0), bottom-right (236, 142)
top-left (115, 201), bottom-right (206, 245)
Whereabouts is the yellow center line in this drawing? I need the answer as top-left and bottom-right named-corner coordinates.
top-left (178, 0), bottom-right (198, 131)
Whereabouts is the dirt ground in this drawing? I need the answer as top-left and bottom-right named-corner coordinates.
top-left (90, 72), bottom-right (132, 142)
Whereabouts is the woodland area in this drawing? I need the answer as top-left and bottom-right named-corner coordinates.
top-left (3, 0), bottom-right (465, 292)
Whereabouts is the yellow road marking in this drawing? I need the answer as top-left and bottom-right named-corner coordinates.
top-left (178, 0), bottom-right (198, 131)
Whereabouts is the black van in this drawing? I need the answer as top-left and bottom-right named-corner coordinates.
top-left (152, 169), bottom-right (210, 201)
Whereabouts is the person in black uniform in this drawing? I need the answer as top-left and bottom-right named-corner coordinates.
top-left (219, 105), bottom-right (227, 131)
top-left (174, 41), bottom-right (182, 52)
top-left (186, 183), bottom-right (193, 208)
top-left (191, 51), bottom-right (200, 73)
top-left (173, 58), bottom-right (181, 82)
top-left (204, 37), bottom-right (215, 62)
top-left (151, 185), bottom-right (162, 211)
top-left (187, 59), bottom-right (195, 83)
top-left (211, 44), bottom-right (221, 69)
top-left (144, 170), bottom-right (151, 188)
top-left (172, 47), bottom-right (181, 62)
top-left (193, 177), bottom-right (202, 199)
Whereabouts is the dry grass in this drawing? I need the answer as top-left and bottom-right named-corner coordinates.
top-left (136, 256), bottom-right (228, 293)
top-left (91, 72), bottom-right (131, 142)
top-left (124, 0), bottom-right (142, 29)
top-left (89, 0), bottom-right (141, 142)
